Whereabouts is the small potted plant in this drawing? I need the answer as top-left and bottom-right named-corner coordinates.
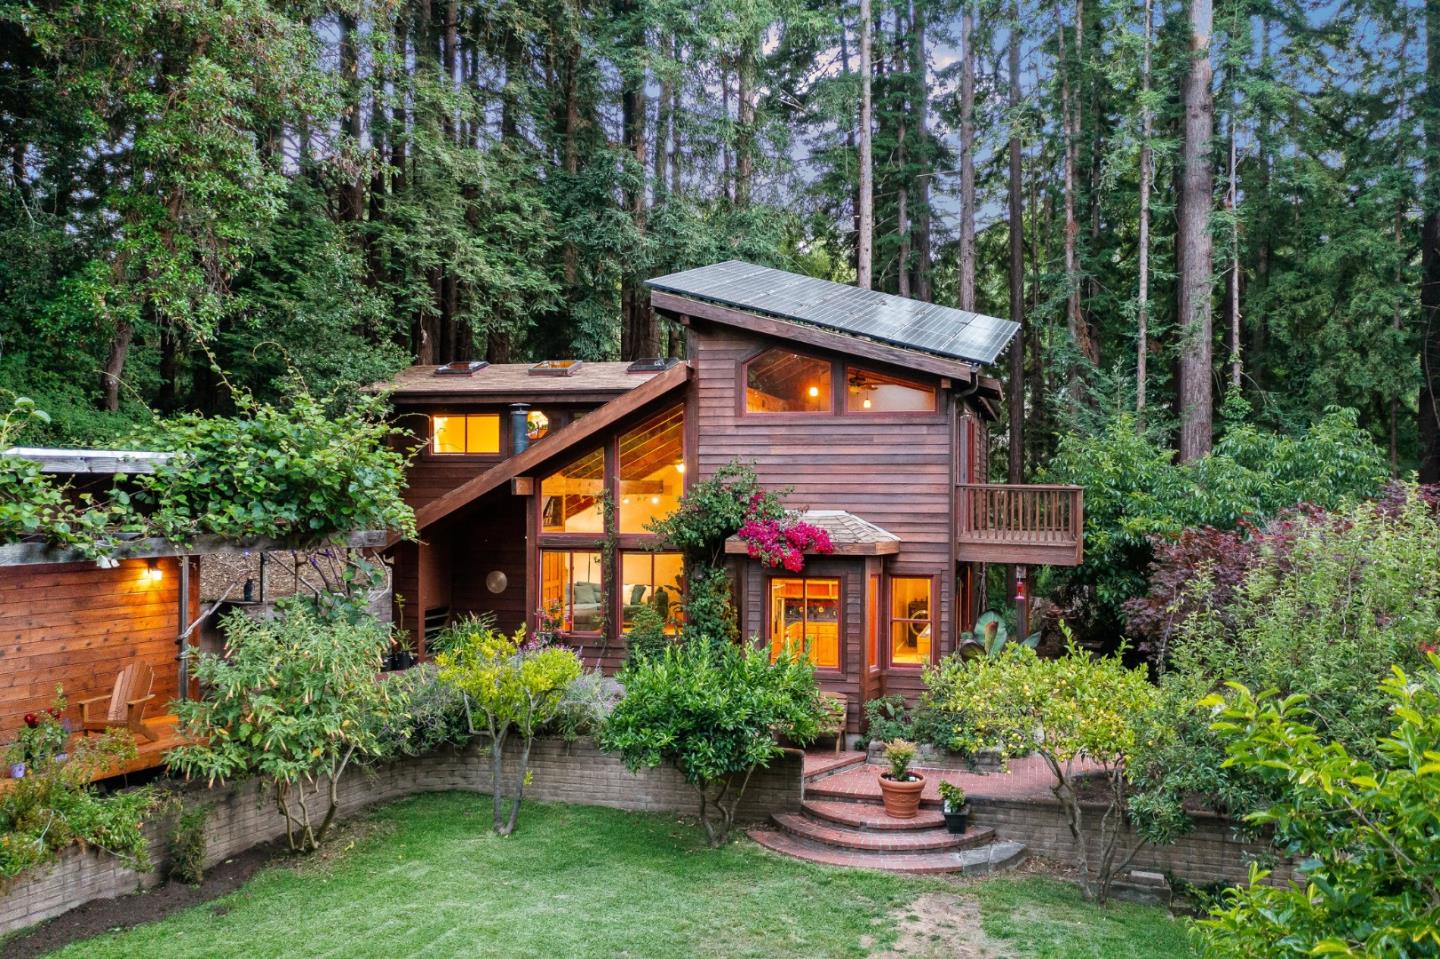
top-left (8, 698), bottom-right (68, 778)
top-left (878, 739), bottom-right (926, 819)
top-left (938, 781), bottom-right (969, 833)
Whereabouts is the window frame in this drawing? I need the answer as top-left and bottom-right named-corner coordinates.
top-left (539, 548), bottom-right (607, 637)
top-left (532, 403), bottom-right (690, 643)
top-left (842, 366), bottom-right (939, 415)
top-left (740, 347), bottom-right (837, 416)
top-left (765, 574), bottom-right (844, 673)
top-left (619, 550), bottom-right (686, 636)
top-left (428, 411), bottom-right (505, 457)
top-left (886, 574), bottom-right (936, 669)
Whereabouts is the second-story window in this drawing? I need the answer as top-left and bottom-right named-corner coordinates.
top-left (431, 413), bottom-right (501, 454)
top-left (845, 368), bottom-right (937, 413)
top-left (745, 349), bottom-right (833, 413)
top-left (619, 405), bottom-right (685, 533)
top-left (541, 447), bottom-right (605, 533)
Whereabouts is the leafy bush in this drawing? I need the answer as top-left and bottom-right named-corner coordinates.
top-left (436, 624), bottom-right (582, 836)
top-left (167, 606), bottom-right (399, 853)
top-left (624, 604), bottom-right (671, 664)
top-left (0, 391), bottom-right (416, 561)
top-left (165, 801), bottom-right (209, 886)
top-left (601, 642), bottom-right (828, 846)
top-left (374, 664), bottom-right (473, 758)
top-left (546, 670), bottom-right (623, 741)
top-left (1127, 487), bottom-right (1440, 845)
top-left (0, 723), bottom-right (151, 884)
top-left (1043, 405), bottom-right (1387, 636)
top-left (645, 461), bottom-right (787, 567)
top-left (859, 695), bottom-right (912, 748)
top-left (926, 643), bottom-right (1162, 903)
top-left (1198, 662), bottom-right (1440, 958)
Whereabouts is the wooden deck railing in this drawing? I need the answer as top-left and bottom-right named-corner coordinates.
top-left (956, 484), bottom-right (1084, 566)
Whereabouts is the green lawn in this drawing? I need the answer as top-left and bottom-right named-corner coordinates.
top-left (46, 792), bottom-right (1197, 959)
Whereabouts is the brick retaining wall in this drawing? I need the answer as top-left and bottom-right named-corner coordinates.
top-left (0, 738), bottom-right (803, 937)
top-left (969, 796), bottom-right (1292, 888)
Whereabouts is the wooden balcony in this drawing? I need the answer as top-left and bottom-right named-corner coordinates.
top-left (956, 484), bottom-right (1084, 567)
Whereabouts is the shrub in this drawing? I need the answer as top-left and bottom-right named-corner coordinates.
top-left (624, 604), bottom-right (671, 664)
top-left (1198, 661), bottom-right (1440, 958)
top-left (436, 624), bottom-right (582, 836)
top-left (1042, 405), bottom-right (1386, 636)
top-left (859, 695), bottom-right (912, 748)
top-left (546, 670), bottom-right (623, 741)
top-left (926, 643), bottom-right (1162, 903)
top-left (1127, 487), bottom-right (1440, 844)
top-left (0, 716), bottom-right (150, 883)
top-left (374, 664), bottom-right (473, 758)
top-left (167, 606), bottom-right (399, 853)
top-left (883, 740), bottom-right (917, 781)
top-left (602, 642), bottom-right (828, 846)
top-left (166, 801), bottom-right (209, 886)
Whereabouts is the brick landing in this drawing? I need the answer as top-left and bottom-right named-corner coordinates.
top-left (802, 750), bottom-right (867, 779)
top-left (806, 753), bottom-right (1092, 806)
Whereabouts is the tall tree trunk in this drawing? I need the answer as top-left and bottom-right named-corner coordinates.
top-left (339, 14), bottom-right (365, 223)
top-left (1137, 0), bottom-right (1153, 417)
top-left (1423, 0), bottom-right (1440, 482)
top-left (857, 0), bottom-right (874, 289)
top-left (620, 14), bottom-right (655, 361)
top-left (670, 41), bottom-right (683, 195)
top-left (655, 33), bottom-right (673, 201)
top-left (1007, 0), bottom-right (1025, 485)
top-left (911, 0), bottom-right (932, 301)
top-left (958, 1), bottom-right (976, 311)
top-left (1227, 88), bottom-right (1241, 390)
top-left (736, 34), bottom-right (756, 207)
top-left (1055, 1), bottom-right (1093, 401)
top-left (895, 9), bottom-right (910, 298)
top-left (1178, 0), bottom-right (1215, 461)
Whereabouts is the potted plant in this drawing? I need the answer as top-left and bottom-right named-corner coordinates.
top-left (8, 699), bottom-right (69, 778)
top-left (877, 739), bottom-right (926, 819)
top-left (938, 781), bottom-right (969, 833)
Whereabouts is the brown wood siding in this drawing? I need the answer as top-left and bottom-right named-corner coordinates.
top-left (448, 492), bottom-right (529, 635)
top-left (692, 324), bottom-right (958, 685)
top-left (0, 558), bottom-right (196, 741)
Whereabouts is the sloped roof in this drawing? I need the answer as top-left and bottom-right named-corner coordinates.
top-left (724, 509), bottom-right (902, 557)
top-left (381, 362), bottom-right (661, 400)
top-left (647, 261), bottom-right (1019, 366)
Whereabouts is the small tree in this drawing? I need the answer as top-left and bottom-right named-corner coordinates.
top-left (435, 623), bottom-right (581, 836)
top-left (167, 605), bottom-right (398, 853)
top-left (924, 643), bottom-right (1161, 903)
top-left (601, 642), bottom-right (827, 846)
top-left (1199, 661), bottom-right (1440, 958)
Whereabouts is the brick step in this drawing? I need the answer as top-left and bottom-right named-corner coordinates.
top-left (747, 828), bottom-right (1027, 876)
top-left (805, 778), bottom-right (947, 809)
top-left (800, 799), bottom-right (945, 832)
top-left (802, 753), bottom-right (869, 781)
top-left (773, 813), bottom-right (995, 852)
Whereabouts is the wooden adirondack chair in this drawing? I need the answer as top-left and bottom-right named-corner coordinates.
top-left (821, 692), bottom-right (849, 755)
top-left (78, 663), bottom-right (159, 742)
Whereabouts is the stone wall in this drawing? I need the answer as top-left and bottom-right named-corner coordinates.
top-left (970, 796), bottom-right (1292, 888)
top-left (0, 738), bottom-right (803, 937)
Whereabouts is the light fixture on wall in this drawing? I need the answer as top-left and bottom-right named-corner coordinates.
top-left (144, 559), bottom-right (164, 583)
top-left (485, 570), bottom-right (508, 595)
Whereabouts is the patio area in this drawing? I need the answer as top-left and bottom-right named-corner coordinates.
top-left (803, 750), bottom-right (1095, 805)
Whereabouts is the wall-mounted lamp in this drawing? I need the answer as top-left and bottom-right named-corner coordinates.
top-left (485, 570), bottom-right (508, 595)
top-left (145, 558), bottom-right (164, 583)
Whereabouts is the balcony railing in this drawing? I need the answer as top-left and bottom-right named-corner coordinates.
top-left (956, 484), bottom-right (1084, 566)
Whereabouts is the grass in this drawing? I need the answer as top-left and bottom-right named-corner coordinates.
top-left (44, 792), bottom-right (1198, 959)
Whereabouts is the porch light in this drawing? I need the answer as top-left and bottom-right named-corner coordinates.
top-left (144, 559), bottom-right (164, 583)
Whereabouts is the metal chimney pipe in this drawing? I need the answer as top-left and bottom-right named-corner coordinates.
top-left (510, 404), bottom-right (531, 456)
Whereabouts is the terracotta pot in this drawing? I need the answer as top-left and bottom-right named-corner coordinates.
top-left (878, 772), bottom-right (926, 819)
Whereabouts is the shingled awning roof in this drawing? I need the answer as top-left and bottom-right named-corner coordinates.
top-left (648, 260), bottom-right (1019, 367)
top-left (724, 510), bottom-right (901, 557)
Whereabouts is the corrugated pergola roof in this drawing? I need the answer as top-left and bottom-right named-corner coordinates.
top-left (647, 260), bottom-right (1019, 366)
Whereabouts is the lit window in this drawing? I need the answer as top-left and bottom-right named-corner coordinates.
top-left (431, 414), bottom-right (501, 454)
top-left (541, 448), bottom-right (605, 533)
top-left (540, 550), bottom-right (604, 633)
top-left (526, 410), bottom-right (550, 441)
top-left (845, 368), bottom-right (937, 413)
top-left (621, 552), bottom-right (685, 634)
top-left (745, 349), bottom-right (832, 413)
top-left (890, 577), bottom-right (932, 666)
top-left (619, 406), bottom-right (685, 533)
top-left (769, 577), bottom-right (840, 668)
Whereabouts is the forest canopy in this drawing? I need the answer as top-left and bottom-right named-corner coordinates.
top-left (1, 0), bottom-right (1437, 483)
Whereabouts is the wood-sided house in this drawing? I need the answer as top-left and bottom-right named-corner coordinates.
top-left (385, 261), bottom-right (1082, 735)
